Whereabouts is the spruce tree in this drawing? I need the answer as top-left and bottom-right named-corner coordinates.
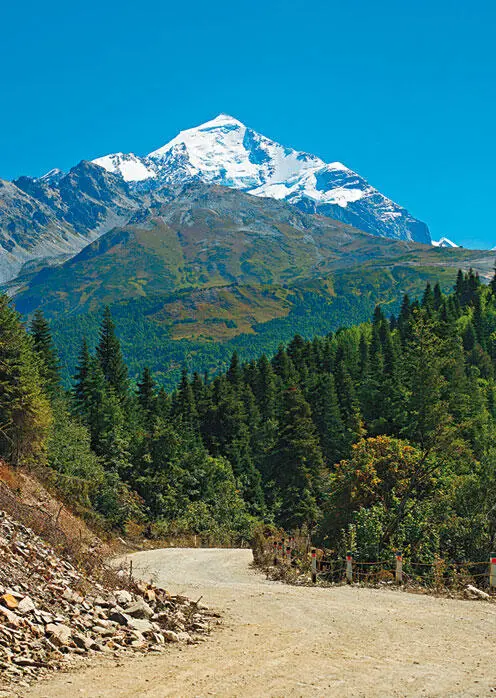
top-left (226, 351), bottom-right (242, 388)
top-left (433, 282), bottom-right (443, 310)
top-left (96, 307), bottom-right (128, 399)
top-left (309, 373), bottom-right (346, 465)
top-left (271, 386), bottom-right (324, 530)
top-left (30, 309), bottom-right (60, 397)
top-left (173, 368), bottom-right (199, 431)
top-left (421, 283), bottom-right (435, 314)
top-left (73, 338), bottom-right (92, 419)
top-left (0, 296), bottom-right (51, 464)
top-left (490, 262), bottom-right (496, 296)
top-left (137, 367), bottom-right (156, 417)
top-left (254, 354), bottom-right (276, 421)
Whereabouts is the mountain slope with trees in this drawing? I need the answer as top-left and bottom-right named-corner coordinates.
top-left (2, 265), bottom-right (496, 565)
top-left (11, 184), bottom-right (494, 388)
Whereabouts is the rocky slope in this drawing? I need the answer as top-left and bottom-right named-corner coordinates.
top-left (12, 183), bottom-right (492, 321)
top-left (0, 481), bottom-right (212, 691)
top-left (0, 162), bottom-right (140, 284)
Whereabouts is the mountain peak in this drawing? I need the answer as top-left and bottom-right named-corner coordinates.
top-left (203, 113), bottom-right (244, 127)
top-left (89, 115), bottom-right (431, 244)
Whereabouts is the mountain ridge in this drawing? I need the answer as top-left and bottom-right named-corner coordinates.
top-left (90, 114), bottom-right (432, 245)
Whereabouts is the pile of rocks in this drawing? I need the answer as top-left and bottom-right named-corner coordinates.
top-left (0, 510), bottom-right (213, 690)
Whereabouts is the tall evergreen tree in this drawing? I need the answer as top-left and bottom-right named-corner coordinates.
top-left (173, 368), bottom-right (199, 431)
top-left (72, 338), bottom-right (92, 419)
top-left (96, 307), bottom-right (128, 399)
top-left (271, 386), bottom-right (324, 530)
top-left (30, 309), bottom-right (60, 396)
top-left (0, 296), bottom-right (51, 464)
top-left (137, 367), bottom-right (156, 418)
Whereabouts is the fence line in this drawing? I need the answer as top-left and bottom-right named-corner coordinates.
top-left (265, 538), bottom-right (496, 590)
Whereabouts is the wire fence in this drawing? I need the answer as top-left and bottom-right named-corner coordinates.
top-left (264, 537), bottom-right (496, 591)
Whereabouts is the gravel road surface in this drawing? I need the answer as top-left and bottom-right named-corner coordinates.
top-left (27, 547), bottom-right (496, 697)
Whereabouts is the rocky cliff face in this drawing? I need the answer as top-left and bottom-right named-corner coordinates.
top-left (0, 162), bottom-right (140, 284)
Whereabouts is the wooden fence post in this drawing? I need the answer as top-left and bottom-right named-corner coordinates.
top-left (311, 548), bottom-right (317, 583)
top-left (395, 552), bottom-right (403, 585)
top-left (346, 552), bottom-right (353, 583)
top-left (490, 553), bottom-right (496, 590)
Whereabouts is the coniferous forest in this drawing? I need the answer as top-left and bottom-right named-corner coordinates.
top-left (3, 268), bottom-right (496, 563)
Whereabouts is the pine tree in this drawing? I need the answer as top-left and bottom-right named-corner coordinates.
top-left (473, 293), bottom-right (487, 348)
top-left (433, 282), bottom-right (443, 310)
top-left (137, 367), bottom-right (156, 417)
top-left (421, 283), bottom-right (435, 314)
top-left (309, 373), bottom-right (346, 466)
top-left (271, 386), bottom-right (324, 530)
top-left (155, 386), bottom-right (171, 419)
top-left (272, 345), bottom-right (298, 385)
top-left (254, 354), bottom-right (276, 421)
top-left (73, 338), bottom-right (92, 419)
top-left (335, 358), bottom-right (363, 447)
top-left (490, 262), bottom-right (496, 296)
top-left (0, 296), bottom-right (51, 464)
top-left (226, 351), bottom-right (242, 388)
top-left (173, 368), bottom-right (198, 431)
top-left (455, 269), bottom-right (464, 300)
top-left (30, 309), bottom-right (61, 397)
top-left (398, 294), bottom-right (412, 344)
top-left (96, 307), bottom-right (128, 399)
top-left (400, 309), bottom-right (450, 450)
top-left (463, 322), bottom-right (477, 352)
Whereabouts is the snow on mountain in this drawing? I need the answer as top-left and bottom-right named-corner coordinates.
top-left (39, 168), bottom-right (65, 186)
top-left (92, 153), bottom-right (156, 183)
top-left (432, 237), bottom-right (459, 248)
top-left (90, 114), bottom-right (431, 244)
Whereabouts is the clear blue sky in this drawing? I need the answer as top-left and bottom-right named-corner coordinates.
top-left (1, 0), bottom-right (495, 248)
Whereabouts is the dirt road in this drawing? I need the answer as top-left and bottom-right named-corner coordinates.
top-left (27, 548), bottom-right (496, 697)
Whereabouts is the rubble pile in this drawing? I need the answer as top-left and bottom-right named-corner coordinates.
top-left (0, 510), bottom-right (213, 689)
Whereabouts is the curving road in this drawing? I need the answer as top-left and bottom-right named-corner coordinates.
top-left (28, 548), bottom-right (496, 697)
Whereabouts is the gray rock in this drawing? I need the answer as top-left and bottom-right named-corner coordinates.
top-left (114, 590), bottom-right (133, 606)
top-left (125, 598), bottom-right (154, 619)
top-left (17, 596), bottom-right (36, 615)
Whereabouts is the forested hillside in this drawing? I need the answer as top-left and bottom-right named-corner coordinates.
top-left (2, 267), bottom-right (496, 564)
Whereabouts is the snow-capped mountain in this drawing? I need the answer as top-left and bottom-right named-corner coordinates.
top-left (89, 114), bottom-right (431, 244)
top-left (432, 237), bottom-right (459, 248)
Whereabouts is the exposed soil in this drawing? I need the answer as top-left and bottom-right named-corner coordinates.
top-left (24, 548), bottom-right (496, 697)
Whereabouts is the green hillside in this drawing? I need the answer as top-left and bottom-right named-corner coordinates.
top-left (10, 185), bottom-right (495, 386)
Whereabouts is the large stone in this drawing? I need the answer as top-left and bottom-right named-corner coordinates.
top-left (45, 623), bottom-right (72, 647)
top-left (464, 584), bottom-right (491, 600)
top-left (17, 597), bottom-right (35, 615)
top-left (128, 617), bottom-right (154, 633)
top-left (73, 632), bottom-right (101, 651)
top-left (162, 630), bottom-right (180, 642)
top-left (0, 606), bottom-right (20, 627)
top-left (108, 611), bottom-right (130, 626)
top-left (125, 598), bottom-right (154, 619)
top-left (114, 590), bottom-right (133, 606)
